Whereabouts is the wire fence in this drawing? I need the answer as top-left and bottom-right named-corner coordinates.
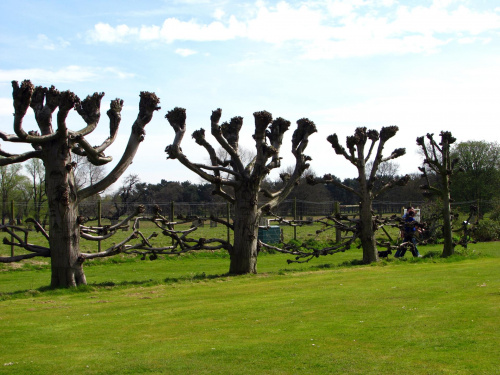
top-left (2, 198), bottom-right (497, 226)
top-left (1, 198), bottom-right (497, 259)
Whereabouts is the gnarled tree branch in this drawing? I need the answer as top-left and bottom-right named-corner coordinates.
top-left (78, 92), bottom-right (161, 201)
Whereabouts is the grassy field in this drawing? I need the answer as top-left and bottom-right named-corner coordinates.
top-left (0, 224), bottom-right (499, 374)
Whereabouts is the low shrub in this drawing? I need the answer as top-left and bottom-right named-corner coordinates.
top-left (472, 219), bottom-right (500, 242)
top-left (489, 202), bottom-right (500, 221)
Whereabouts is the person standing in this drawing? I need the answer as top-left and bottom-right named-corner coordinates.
top-left (395, 208), bottom-right (422, 258)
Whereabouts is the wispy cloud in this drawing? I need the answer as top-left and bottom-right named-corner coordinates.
top-left (175, 48), bottom-right (197, 56)
top-left (30, 34), bottom-right (70, 50)
top-left (88, 23), bottom-right (139, 43)
top-left (0, 66), bottom-right (134, 84)
top-left (85, 0), bottom-right (500, 59)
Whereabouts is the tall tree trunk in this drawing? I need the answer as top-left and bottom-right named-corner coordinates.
top-left (229, 187), bottom-right (260, 275)
top-left (441, 181), bottom-right (455, 257)
top-left (1, 192), bottom-right (6, 225)
top-left (44, 140), bottom-right (86, 288)
top-left (359, 198), bottom-right (378, 263)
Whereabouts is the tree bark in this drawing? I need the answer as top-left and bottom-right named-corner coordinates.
top-left (44, 138), bottom-right (86, 288)
top-left (229, 185), bottom-right (260, 275)
top-left (359, 197), bottom-right (378, 263)
top-left (441, 179), bottom-right (454, 257)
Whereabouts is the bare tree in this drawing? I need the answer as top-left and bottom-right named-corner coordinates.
top-left (0, 80), bottom-right (160, 287)
top-left (417, 131), bottom-right (460, 257)
top-left (109, 173), bottom-right (141, 219)
top-left (73, 153), bottom-right (107, 191)
top-left (165, 108), bottom-right (316, 274)
top-left (24, 158), bottom-right (47, 222)
top-left (309, 127), bottom-right (408, 263)
top-left (366, 160), bottom-right (399, 179)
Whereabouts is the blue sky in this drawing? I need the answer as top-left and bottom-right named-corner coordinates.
top-left (1, 0), bottom-right (499, 187)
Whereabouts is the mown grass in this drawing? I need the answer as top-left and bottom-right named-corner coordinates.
top-left (0, 241), bottom-right (499, 374)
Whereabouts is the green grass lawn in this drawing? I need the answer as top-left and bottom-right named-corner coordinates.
top-left (0, 240), bottom-right (499, 374)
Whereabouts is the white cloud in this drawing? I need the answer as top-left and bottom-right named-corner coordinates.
top-left (458, 36), bottom-right (473, 44)
top-left (139, 25), bottom-right (161, 40)
top-left (85, 1), bottom-right (500, 59)
top-left (88, 23), bottom-right (139, 43)
top-left (175, 48), bottom-right (197, 56)
top-left (0, 66), bottom-right (134, 84)
top-left (246, 2), bottom-right (327, 44)
top-left (159, 16), bottom-right (245, 42)
top-left (302, 34), bottom-right (448, 59)
top-left (213, 8), bottom-right (225, 20)
top-left (101, 67), bottom-right (135, 79)
top-left (393, 4), bottom-right (500, 36)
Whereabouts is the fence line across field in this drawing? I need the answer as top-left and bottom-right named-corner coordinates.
top-left (3, 198), bottom-right (496, 223)
top-left (2, 197), bottom-right (496, 257)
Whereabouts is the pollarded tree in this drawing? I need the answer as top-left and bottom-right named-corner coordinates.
top-left (0, 80), bottom-right (160, 287)
top-left (309, 127), bottom-right (408, 263)
top-left (165, 108), bottom-right (316, 274)
top-left (417, 131), bottom-right (460, 257)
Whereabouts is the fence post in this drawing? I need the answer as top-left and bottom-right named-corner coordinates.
top-left (334, 201), bottom-right (341, 243)
top-left (171, 201), bottom-right (175, 246)
top-left (97, 199), bottom-right (102, 253)
top-left (293, 197), bottom-right (297, 241)
top-left (227, 202), bottom-right (231, 244)
top-left (10, 200), bottom-right (14, 257)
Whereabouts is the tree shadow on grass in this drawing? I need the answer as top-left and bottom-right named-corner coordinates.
top-left (0, 272), bottom-right (230, 301)
top-left (276, 258), bottom-right (367, 275)
top-left (2, 250), bottom-right (485, 301)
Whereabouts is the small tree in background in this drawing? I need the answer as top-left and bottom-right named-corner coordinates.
top-left (73, 153), bottom-right (107, 191)
top-left (0, 80), bottom-right (160, 287)
top-left (108, 173), bottom-right (141, 220)
top-left (309, 127), bottom-right (408, 263)
top-left (417, 131), bottom-right (460, 257)
top-left (451, 140), bottom-right (500, 205)
top-left (165, 107), bottom-right (316, 274)
top-left (0, 163), bottom-right (28, 224)
top-left (24, 158), bottom-right (47, 222)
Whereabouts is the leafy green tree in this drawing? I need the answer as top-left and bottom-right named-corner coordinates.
top-left (0, 163), bottom-right (29, 224)
top-left (451, 141), bottom-right (500, 204)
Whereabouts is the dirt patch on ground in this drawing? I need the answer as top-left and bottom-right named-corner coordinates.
top-left (0, 259), bottom-right (49, 271)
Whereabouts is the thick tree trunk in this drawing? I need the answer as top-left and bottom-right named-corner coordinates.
top-left (44, 140), bottom-right (86, 288)
top-left (359, 198), bottom-right (378, 264)
top-left (441, 183), bottom-right (455, 257)
top-left (229, 187), bottom-right (260, 275)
